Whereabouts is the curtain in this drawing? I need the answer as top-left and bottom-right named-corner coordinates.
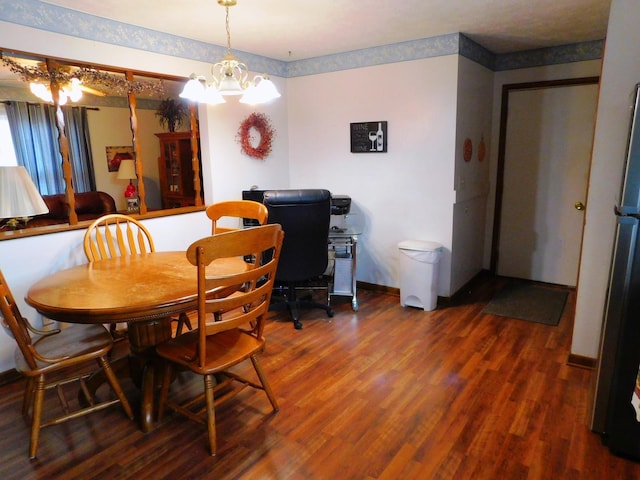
top-left (4, 102), bottom-right (95, 195)
top-left (64, 106), bottom-right (96, 192)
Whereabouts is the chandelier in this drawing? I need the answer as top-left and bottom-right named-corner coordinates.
top-left (29, 77), bottom-right (84, 105)
top-left (180, 0), bottom-right (280, 105)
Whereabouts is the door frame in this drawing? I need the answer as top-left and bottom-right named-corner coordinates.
top-left (490, 76), bottom-right (600, 274)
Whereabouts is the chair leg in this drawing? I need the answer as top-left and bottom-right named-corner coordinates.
top-left (204, 374), bottom-right (217, 456)
top-left (290, 304), bottom-right (302, 330)
top-left (28, 375), bottom-right (45, 459)
top-left (22, 377), bottom-right (35, 416)
top-left (174, 312), bottom-right (192, 336)
top-left (274, 282), bottom-right (334, 329)
top-left (250, 355), bottom-right (279, 411)
top-left (96, 357), bottom-right (133, 420)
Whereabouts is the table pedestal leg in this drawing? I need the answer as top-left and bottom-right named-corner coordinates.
top-left (127, 317), bottom-right (173, 433)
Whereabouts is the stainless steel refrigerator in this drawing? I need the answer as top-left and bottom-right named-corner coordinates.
top-left (591, 82), bottom-right (640, 459)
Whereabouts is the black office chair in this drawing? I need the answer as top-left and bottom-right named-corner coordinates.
top-left (264, 189), bottom-right (334, 329)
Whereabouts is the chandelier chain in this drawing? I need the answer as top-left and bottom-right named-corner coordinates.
top-left (225, 7), bottom-right (232, 55)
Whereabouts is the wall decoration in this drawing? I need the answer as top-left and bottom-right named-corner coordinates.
top-left (350, 121), bottom-right (387, 153)
top-left (106, 146), bottom-right (134, 172)
top-left (478, 136), bottom-right (486, 162)
top-left (463, 138), bottom-right (473, 162)
top-left (237, 112), bottom-right (275, 160)
top-left (1, 55), bottom-right (165, 97)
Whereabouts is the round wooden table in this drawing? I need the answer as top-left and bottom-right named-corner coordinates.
top-left (26, 251), bottom-right (247, 432)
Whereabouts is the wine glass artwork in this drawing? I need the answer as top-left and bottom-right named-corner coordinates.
top-left (368, 131), bottom-right (377, 151)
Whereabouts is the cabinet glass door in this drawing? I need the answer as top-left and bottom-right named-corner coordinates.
top-left (164, 142), bottom-right (180, 194)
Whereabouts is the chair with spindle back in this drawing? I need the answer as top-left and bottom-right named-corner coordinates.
top-left (0, 268), bottom-right (133, 459)
top-left (83, 213), bottom-right (155, 261)
top-left (83, 213), bottom-right (190, 336)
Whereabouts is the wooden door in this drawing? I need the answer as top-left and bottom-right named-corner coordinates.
top-left (494, 80), bottom-right (598, 286)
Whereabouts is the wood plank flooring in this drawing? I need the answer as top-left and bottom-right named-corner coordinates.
top-left (2, 274), bottom-right (640, 479)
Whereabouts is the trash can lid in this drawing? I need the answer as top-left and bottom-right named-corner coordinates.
top-left (398, 240), bottom-right (443, 252)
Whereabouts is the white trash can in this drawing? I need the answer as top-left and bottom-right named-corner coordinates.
top-left (398, 240), bottom-right (443, 311)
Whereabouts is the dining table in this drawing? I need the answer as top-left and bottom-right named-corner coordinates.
top-left (25, 250), bottom-right (247, 432)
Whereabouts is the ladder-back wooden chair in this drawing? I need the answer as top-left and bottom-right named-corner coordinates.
top-left (156, 224), bottom-right (284, 455)
top-left (0, 268), bottom-right (133, 459)
top-left (83, 213), bottom-right (190, 336)
top-left (205, 200), bottom-right (268, 234)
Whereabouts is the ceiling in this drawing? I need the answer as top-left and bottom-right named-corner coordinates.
top-left (39, 0), bottom-right (612, 62)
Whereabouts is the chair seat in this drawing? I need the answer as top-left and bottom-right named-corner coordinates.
top-left (15, 324), bottom-right (113, 375)
top-left (157, 329), bottom-right (265, 375)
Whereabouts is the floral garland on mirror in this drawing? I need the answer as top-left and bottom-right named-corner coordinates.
top-left (237, 112), bottom-right (275, 160)
top-left (0, 55), bottom-right (165, 96)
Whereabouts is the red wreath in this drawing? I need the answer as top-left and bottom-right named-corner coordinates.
top-left (237, 112), bottom-right (275, 160)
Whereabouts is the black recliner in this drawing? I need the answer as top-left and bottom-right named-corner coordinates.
top-left (263, 189), bottom-right (334, 329)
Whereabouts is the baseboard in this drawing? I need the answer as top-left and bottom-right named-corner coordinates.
top-left (567, 354), bottom-right (596, 370)
top-left (357, 281), bottom-right (399, 296)
top-left (0, 368), bottom-right (21, 386)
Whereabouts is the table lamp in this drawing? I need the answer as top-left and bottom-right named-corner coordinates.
top-left (0, 166), bottom-right (49, 229)
top-left (117, 159), bottom-right (138, 212)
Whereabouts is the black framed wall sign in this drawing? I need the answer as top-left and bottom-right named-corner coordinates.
top-left (350, 121), bottom-right (387, 153)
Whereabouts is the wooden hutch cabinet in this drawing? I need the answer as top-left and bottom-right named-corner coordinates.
top-left (155, 131), bottom-right (201, 208)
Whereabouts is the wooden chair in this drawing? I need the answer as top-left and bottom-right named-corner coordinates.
top-left (83, 213), bottom-right (155, 261)
top-left (156, 224), bottom-right (284, 455)
top-left (205, 200), bottom-right (268, 234)
top-left (83, 213), bottom-right (191, 336)
top-left (0, 268), bottom-right (133, 459)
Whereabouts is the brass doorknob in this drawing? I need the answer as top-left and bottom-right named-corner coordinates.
top-left (575, 201), bottom-right (585, 211)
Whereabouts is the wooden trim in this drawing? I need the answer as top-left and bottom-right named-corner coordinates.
top-left (0, 206), bottom-right (206, 241)
top-left (567, 353), bottom-right (597, 370)
top-left (357, 281), bottom-right (399, 296)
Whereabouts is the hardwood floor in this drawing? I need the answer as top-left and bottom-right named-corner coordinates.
top-left (2, 274), bottom-right (640, 479)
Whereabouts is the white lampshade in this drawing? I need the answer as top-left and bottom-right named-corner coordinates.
top-left (217, 74), bottom-right (244, 96)
top-left (240, 76), bottom-right (281, 105)
top-left (0, 166), bottom-right (49, 218)
top-left (117, 159), bottom-right (136, 180)
top-left (179, 76), bottom-right (205, 101)
top-left (202, 85), bottom-right (226, 105)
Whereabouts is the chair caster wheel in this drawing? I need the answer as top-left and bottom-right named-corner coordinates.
top-left (328, 309), bottom-right (334, 317)
top-left (293, 320), bottom-right (303, 330)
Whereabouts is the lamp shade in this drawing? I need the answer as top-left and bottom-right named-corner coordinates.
top-left (117, 159), bottom-right (136, 180)
top-left (179, 76), bottom-right (205, 102)
top-left (240, 76), bottom-right (281, 105)
top-left (0, 166), bottom-right (49, 218)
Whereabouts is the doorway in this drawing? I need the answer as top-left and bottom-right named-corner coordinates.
top-left (491, 78), bottom-right (599, 287)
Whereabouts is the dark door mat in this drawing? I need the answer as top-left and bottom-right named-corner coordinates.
top-left (482, 282), bottom-right (568, 326)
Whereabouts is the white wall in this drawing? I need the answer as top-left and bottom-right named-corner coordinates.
top-left (287, 56), bottom-right (459, 295)
top-left (451, 57), bottom-right (494, 293)
top-left (572, 0), bottom-right (640, 359)
top-left (199, 77), bottom-right (290, 206)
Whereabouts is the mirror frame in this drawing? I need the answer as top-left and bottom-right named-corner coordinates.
top-left (0, 48), bottom-right (203, 239)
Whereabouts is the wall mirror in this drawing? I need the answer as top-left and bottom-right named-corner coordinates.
top-left (0, 48), bottom-right (202, 233)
